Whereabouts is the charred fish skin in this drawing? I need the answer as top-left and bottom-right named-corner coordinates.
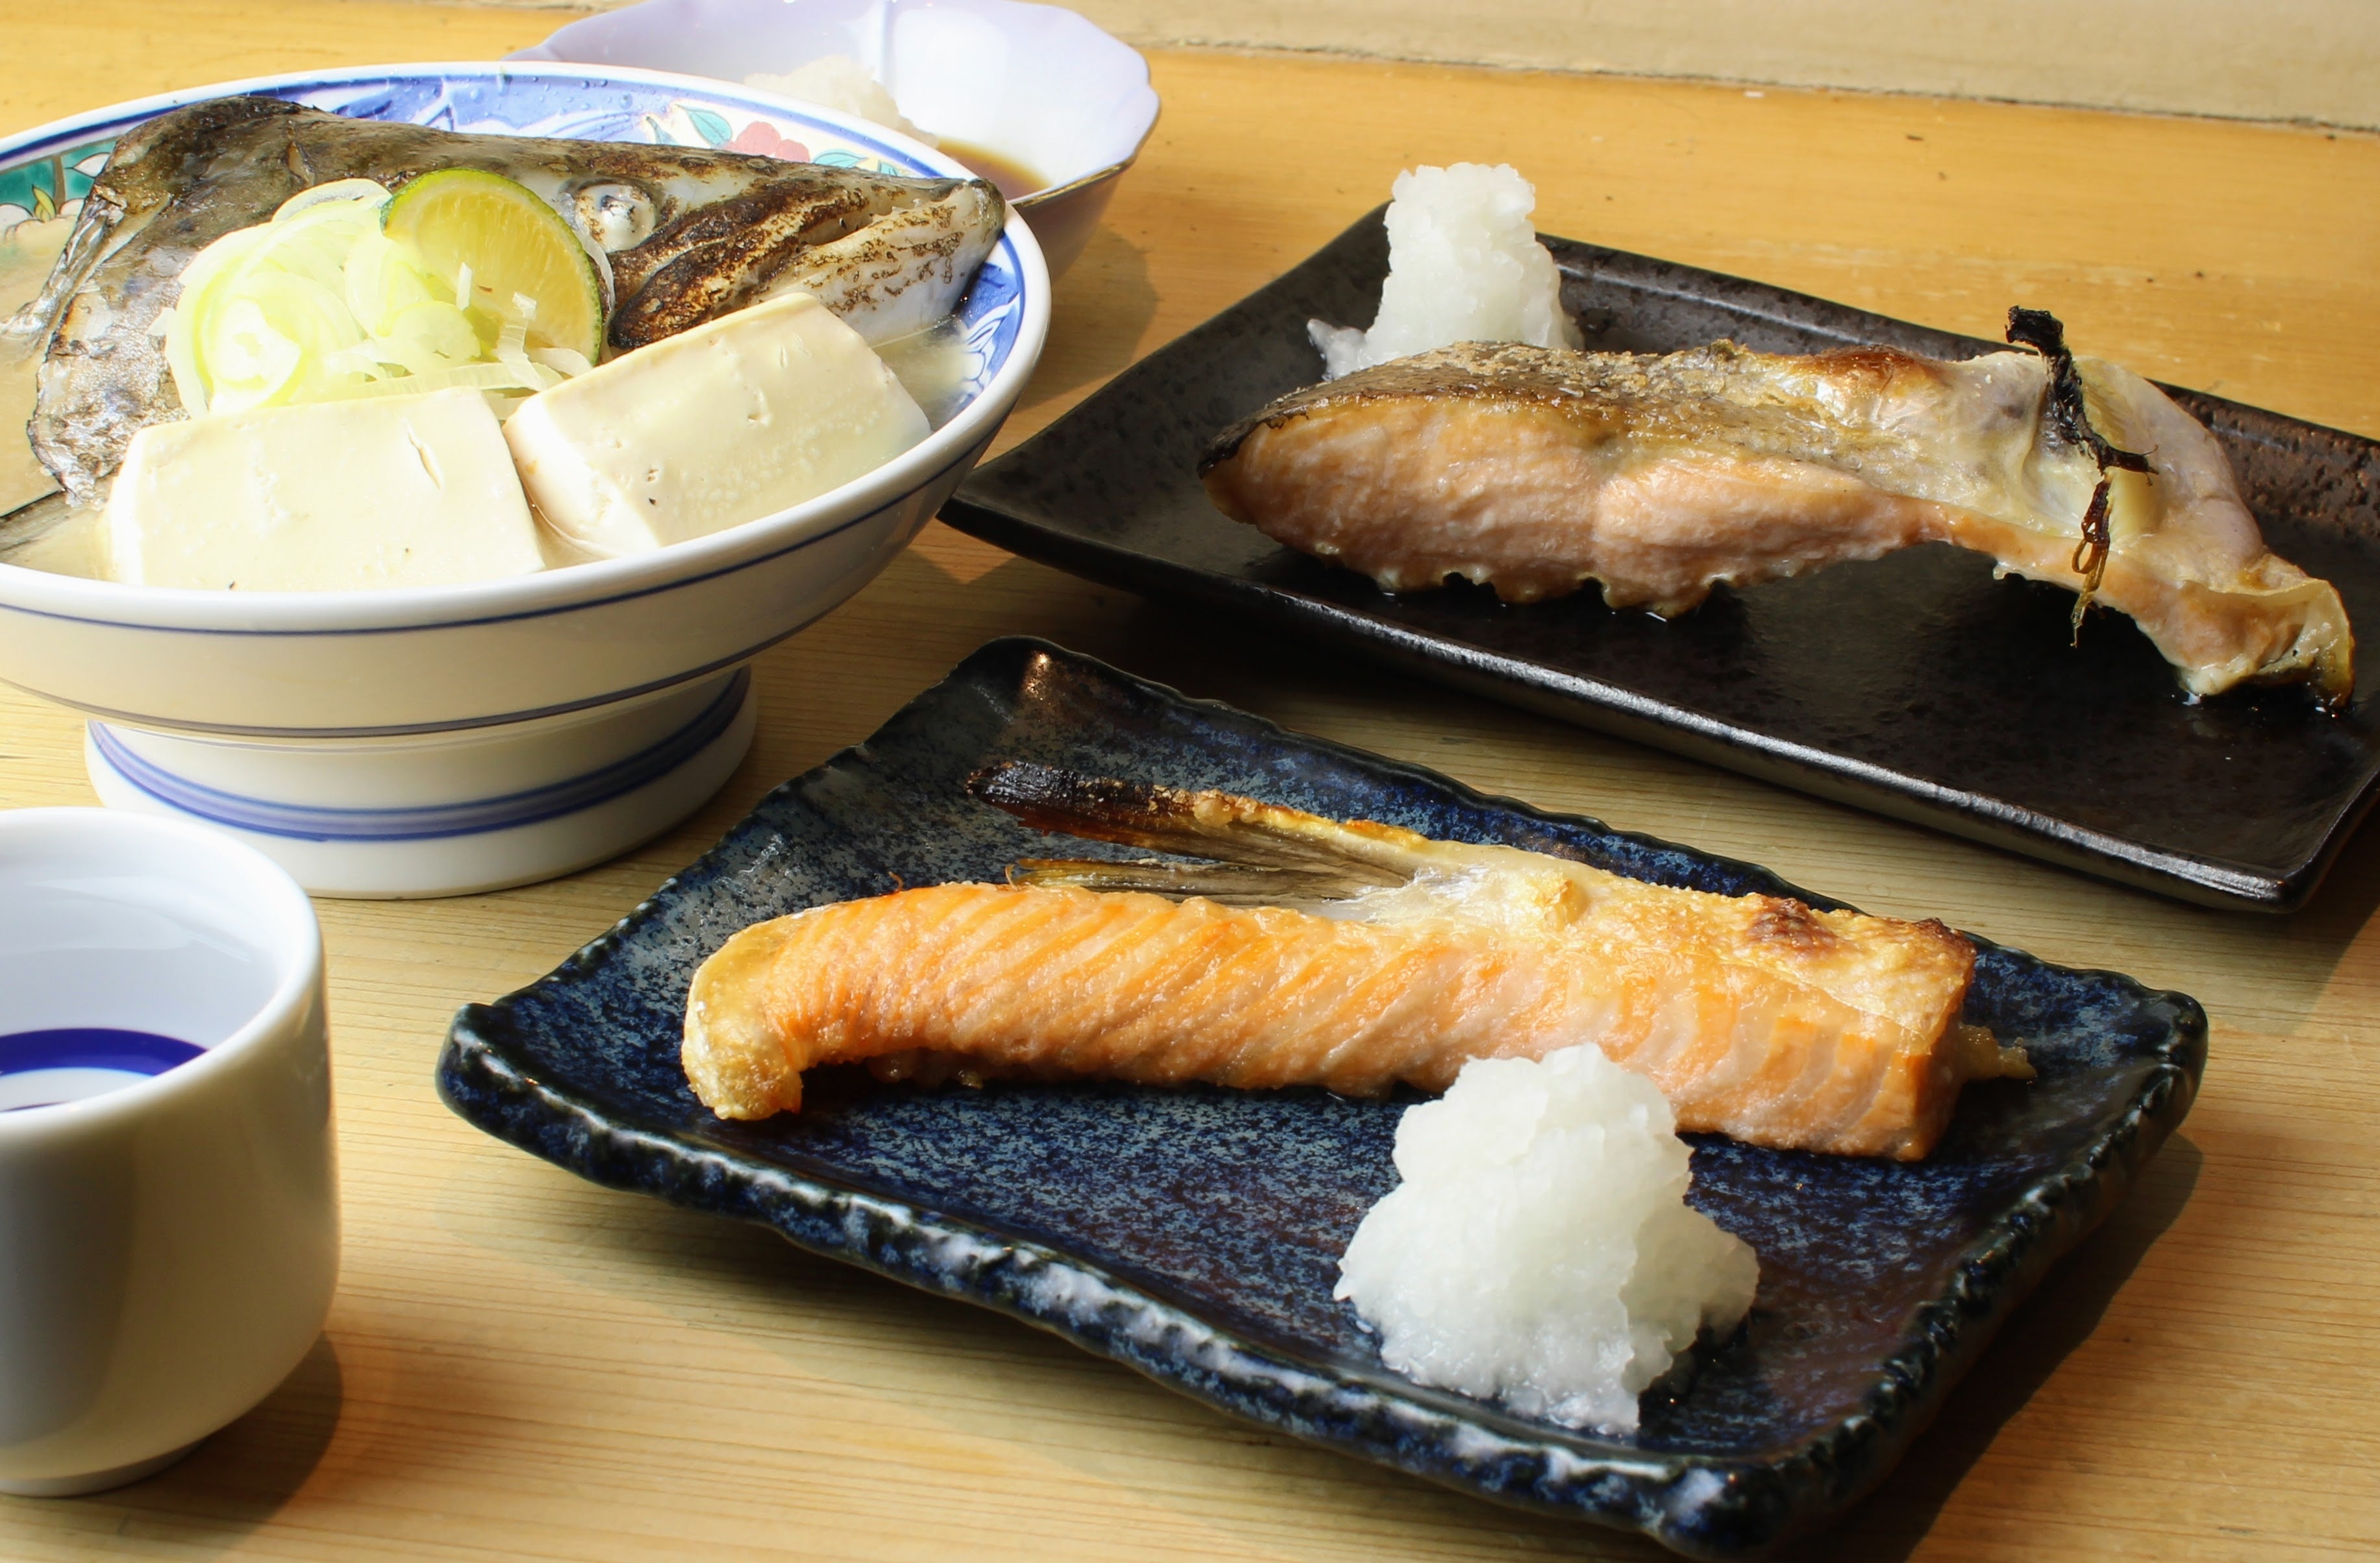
top-left (762, 184), bottom-right (1007, 348)
top-left (1200, 336), bottom-right (2354, 708)
top-left (609, 173), bottom-right (1001, 351)
top-left (22, 97), bottom-right (1004, 502)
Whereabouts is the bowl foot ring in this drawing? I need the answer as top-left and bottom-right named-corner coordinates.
top-left (84, 670), bottom-right (758, 898)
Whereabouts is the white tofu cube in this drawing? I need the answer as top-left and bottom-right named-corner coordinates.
top-left (105, 389), bottom-right (545, 591)
top-left (503, 293), bottom-right (930, 558)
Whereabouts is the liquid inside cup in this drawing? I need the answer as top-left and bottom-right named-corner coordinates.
top-left (0, 868), bottom-right (277, 1114)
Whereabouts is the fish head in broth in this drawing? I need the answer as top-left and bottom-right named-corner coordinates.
top-left (16, 95), bottom-right (1003, 504)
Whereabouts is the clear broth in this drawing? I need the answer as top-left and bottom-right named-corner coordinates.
top-left (876, 315), bottom-right (973, 428)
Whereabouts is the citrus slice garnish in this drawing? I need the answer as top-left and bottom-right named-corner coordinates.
top-left (382, 169), bottom-right (604, 362)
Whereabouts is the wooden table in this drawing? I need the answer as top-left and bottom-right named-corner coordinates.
top-left (5, 4), bottom-right (2378, 1557)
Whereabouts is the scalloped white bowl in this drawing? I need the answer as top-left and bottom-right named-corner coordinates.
top-left (0, 62), bottom-right (1049, 896)
top-left (514, 0), bottom-right (1159, 276)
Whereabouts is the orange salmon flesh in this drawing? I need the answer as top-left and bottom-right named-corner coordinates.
top-left (684, 798), bottom-right (2026, 1159)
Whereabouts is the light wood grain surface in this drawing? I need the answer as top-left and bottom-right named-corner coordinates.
top-left (4, 5), bottom-right (2379, 1558)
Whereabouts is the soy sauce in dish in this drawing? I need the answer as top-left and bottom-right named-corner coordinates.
top-left (940, 139), bottom-right (1042, 201)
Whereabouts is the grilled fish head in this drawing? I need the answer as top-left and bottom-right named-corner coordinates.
top-left (19, 97), bottom-right (1004, 503)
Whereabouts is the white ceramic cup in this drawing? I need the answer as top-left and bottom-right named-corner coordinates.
top-left (0, 809), bottom-right (338, 1496)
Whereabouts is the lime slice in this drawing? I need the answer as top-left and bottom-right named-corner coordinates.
top-left (382, 169), bottom-right (604, 362)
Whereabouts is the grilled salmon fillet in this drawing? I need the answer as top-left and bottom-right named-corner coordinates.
top-left (682, 767), bottom-right (2026, 1159)
top-left (1200, 318), bottom-right (2352, 708)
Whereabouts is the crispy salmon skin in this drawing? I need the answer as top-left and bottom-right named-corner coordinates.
top-left (682, 767), bottom-right (2027, 1159)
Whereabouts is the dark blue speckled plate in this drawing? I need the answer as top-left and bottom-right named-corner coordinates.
top-left (438, 637), bottom-right (2205, 1559)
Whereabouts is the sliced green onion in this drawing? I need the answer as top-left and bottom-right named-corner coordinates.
top-left (332, 360), bottom-right (554, 399)
top-left (527, 345), bottom-right (595, 378)
top-left (274, 178), bottom-right (391, 220)
top-left (370, 300), bottom-right (484, 377)
top-left (163, 177), bottom-right (603, 421)
top-left (343, 230), bottom-right (452, 336)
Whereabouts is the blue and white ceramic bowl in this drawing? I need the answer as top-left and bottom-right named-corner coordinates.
top-left (0, 63), bottom-right (1050, 897)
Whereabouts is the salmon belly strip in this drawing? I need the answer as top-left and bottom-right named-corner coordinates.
top-left (684, 857), bottom-right (2014, 1159)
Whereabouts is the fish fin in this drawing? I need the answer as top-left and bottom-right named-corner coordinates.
top-left (0, 492), bottom-right (75, 564)
top-left (1009, 855), bottom-right (1394, 905)
top-left (2007, 306), bottom-right (2153, 634)
top-left (969, 763), bottom-right (1422, 883)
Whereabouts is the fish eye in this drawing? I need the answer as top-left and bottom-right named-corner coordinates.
top-left (566, 182), bottom-right (658, 252)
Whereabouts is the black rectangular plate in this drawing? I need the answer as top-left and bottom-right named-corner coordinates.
top-left (439, 637), bottom-right (2204, 1558)
top-left (943, 210), bottom-right (2380, 911)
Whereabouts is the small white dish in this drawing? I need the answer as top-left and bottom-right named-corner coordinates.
top-left (0, 807), bottom-right (336, 1497)
top-left (515, 0), bottom-right (1161, 276)
top-left (0, 62), bottom-right (1049, 898)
